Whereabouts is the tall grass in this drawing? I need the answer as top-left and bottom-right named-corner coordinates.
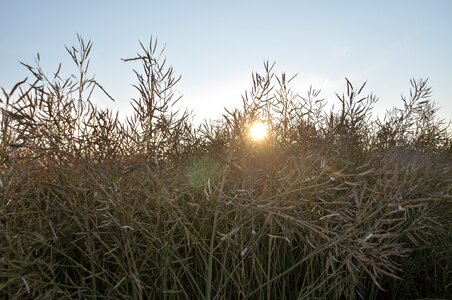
top-left (1, 36), bottom-right (451, 299)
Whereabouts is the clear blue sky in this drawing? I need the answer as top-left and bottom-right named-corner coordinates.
top-left (1, 0), bottom-right (451, 123)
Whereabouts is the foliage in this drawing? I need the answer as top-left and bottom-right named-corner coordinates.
top-left (0, 36), bottom-right (451, 299)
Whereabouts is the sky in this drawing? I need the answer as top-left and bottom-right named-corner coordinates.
top-left (1, 0), bottom-right (451, 124)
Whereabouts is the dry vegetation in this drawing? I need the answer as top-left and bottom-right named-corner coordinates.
top-left (1, 36), bottom-right (451, 299)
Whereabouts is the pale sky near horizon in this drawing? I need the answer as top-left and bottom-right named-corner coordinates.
top-left (1, 0), bottom-right (451, 124)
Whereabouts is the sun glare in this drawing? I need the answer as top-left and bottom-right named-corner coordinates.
top-left (249, 122), bottom-right (268, 142)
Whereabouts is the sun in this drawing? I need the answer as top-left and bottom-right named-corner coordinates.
top-left (249, 121), bottom-right (268, 142)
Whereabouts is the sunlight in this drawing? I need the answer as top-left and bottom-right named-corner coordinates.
top-left (249, 121), bottom-right (268, 142)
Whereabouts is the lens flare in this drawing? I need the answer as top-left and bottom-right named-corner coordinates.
top-left (249, 122), bottom-right (268, 142)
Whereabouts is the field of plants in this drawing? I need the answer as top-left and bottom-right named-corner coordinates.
top-left (1, 37), bottom-right (451, 299)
